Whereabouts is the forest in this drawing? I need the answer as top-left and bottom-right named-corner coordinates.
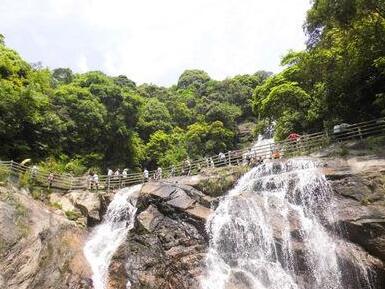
top-left (0, 0), bottom-right (385, 174)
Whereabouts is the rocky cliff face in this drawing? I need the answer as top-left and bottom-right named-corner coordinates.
top-left (0, 185), bottom-right (92, 289)
top-left (0, 158), bottom-right (384, 289)
top-left (324, 157), bottom-right (385, 269)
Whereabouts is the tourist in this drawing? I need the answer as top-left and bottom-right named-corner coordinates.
top-left (47, 172), bottom-right (54, 188)
top-left (288, 132), bottom-right (301, 152)
top-left (157, 167), bottom-right (162, 180)
top-left (107, 168), bottom-right (113, 189)
top-left (246, 151), bottom-right (251, 166)
top-left (143, 168), bottom-right (149, 182)
top-left (205, 157), bottom-right (210, 168)
top-left (93, 172), bottom-right (99, 190)
top-left (122, 168), bottom-right (128, 186)
top-left (170, 165), bottom-right (175, 177)
top-left (272, 150), bottom-right (281, 159)
top-left (114, 169), bottom-right (121, 187)
top-left (218, 152), bottom-right (226, 166)
top-left (88, 171), bottom-right (94, 189)
top-left (209, 157), bottom-right (215, 168)
top-left (184, 158), bottom-right (191, 176)
top-left (31, 165), bottom-right (38, 179)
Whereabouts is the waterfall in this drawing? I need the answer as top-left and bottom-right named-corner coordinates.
top-left (84, 184), bottom-right (142, 289)
top-left (201, 158), bottom-right (372, 289)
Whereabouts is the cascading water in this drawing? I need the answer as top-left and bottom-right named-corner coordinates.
top-left (202, 158), bottom-right (373, 289)
top-left (84, 184), bottom-right (142, 289)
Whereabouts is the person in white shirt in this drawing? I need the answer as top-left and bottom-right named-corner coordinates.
top-left (122, 168), bottom-right (128, 186)
top-left (143, 168), bottom-right (149, 182)
top-left (31, 165), bottom-right (38, 179)
top-left (114, 169), bottom-right (121, 188)
top-left (218, 152), bottom-right (226, 166)
top-left (106, 168), bottom-right (113, 189)
top-left (93, 173), bottom-right (99, 190)
top-left (170, 165), bottom-right (175, 177)
top-left (157, 167), bottom-right (162, 180)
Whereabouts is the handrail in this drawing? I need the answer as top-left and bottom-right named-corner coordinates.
top-left (1, 117), bottom-right (384, 191)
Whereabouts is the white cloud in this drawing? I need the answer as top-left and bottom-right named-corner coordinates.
top-left (0, 0), bottom-right (311, 86)
top-left (78, 55), bottom-right (89, 73)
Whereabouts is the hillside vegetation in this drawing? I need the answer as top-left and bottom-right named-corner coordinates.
top-left (1, 0), bottom-right (385, 174)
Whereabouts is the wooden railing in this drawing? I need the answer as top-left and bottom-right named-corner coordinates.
top-left (0, 117), bottom-right (384, 191)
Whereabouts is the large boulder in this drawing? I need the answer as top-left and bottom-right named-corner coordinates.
top-left (107, 181), bottom-right (216, 289)
top-left (49, 190), bottom-right (102, 226)
top-left (140, 182), bottom-right (214, 223)
top-left (67, 190), bottom-right (102, 225)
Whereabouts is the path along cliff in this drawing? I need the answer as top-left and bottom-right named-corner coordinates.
top-left (0, 145), bottom-right (385, 289)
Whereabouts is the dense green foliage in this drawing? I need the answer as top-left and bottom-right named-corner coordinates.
top-left (253, 0), bottom-right (385, 140)
top-left (0, 40), bottom-right (269, 173)
top-left (2, 0), bottom-right (384, 172)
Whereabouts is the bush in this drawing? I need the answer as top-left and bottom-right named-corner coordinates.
top-left (19, 172), bottom-right (33, 188)
top-left (0, 165), bottom-right (10, 183)
top-left (39, 155), bottom-right (87, 176)
top-left (65, 210), bottom-right (82, 221)
top-left (51, 202), bottom-right (62, 210)
top-left (337, 145), bottom-right (349, 157)
top-left (31, 188), bottom-right (47, 200)
top-left (366, 136), bottom-right (385, 151)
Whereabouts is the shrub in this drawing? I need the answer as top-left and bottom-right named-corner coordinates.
top-left (65, 210), bottom-right (82, 221)
top-left (51, 202), bottom-right (62, 210)
top-left (0, 165), bottom-right (10, 183)
top-left (19, 172), bottom-right (32, 188)
top-left (366, 136), bottom-right (385, 152)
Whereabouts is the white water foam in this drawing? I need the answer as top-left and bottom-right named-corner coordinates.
top-left (84, 184), bottom-right (142, 289)
top-left (201, 158), bottom-right (372, 289)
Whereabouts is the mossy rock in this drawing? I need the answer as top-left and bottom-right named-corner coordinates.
top-left (195, 166), bottom-right (248, 197)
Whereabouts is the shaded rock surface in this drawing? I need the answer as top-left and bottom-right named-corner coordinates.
top-left (0, 185), bottom-right (92, 289)
top-left (322, 157), bottom-right (385, 264)
top-left (108, 181), bottom-right (214, 289)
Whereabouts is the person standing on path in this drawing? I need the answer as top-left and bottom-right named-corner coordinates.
top-left (47, 172), bottom-right (54, 189)
top-left (93, 172), bottom-right (99, 191)
top-left (143, 168), bottom-right (149, 183)
top-left (107, 168), bottom-right (113, 190)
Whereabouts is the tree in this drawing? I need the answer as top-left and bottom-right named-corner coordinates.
top-left (52, 68), bottom-right (74, 85)
top-left (185, 121), bottom-right (235, 157)
top-left (0, 44), bottom-right (58, 160)
top-left (205, 102), bottom-right (242, 129)
top-left (113, 75), bottom-right (136, 89)
top-left (137, 98), bottom-right (173, 140)
top-left (177, 69), bottom-right (211, 90)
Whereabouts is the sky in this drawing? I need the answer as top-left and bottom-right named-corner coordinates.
top-left (0, 0), bottom-right (311, 86)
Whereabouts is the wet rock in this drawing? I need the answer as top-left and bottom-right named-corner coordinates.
top-left (323, 156), bottom-right (385, 284)
top-left (141, 182), bottom-right (214, 222)
top-left (108, 181), bottom-right (211, 289)
top-left (192, 166), bottom-right (248, 197)
top-left (137, 205), bottom-right (164, 232)
top-left (336, 240), bottom-right (385, 289)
